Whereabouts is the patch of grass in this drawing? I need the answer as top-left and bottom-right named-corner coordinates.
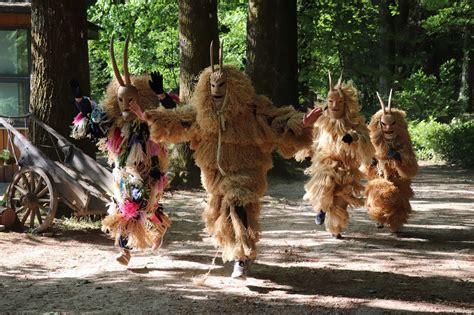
top-left (55, 216), bottom-right (102, 230)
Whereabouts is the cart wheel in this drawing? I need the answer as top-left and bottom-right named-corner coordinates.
top-left (7, 167), bottom-right (58, 233)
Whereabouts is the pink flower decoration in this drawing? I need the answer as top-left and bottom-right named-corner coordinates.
top-left (73, 112), bottom-right (84, 124)
top-left (122, 200), bottom-right (140, 220)
top-left (108, 128), bottom-right (124, 153)
top-left (149, 213), bottom-right (163, 224)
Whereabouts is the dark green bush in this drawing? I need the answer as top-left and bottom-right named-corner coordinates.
top-left (409, 118), bottom-right (474, 167)
top-left (398, 59), bottom-right (463, 122)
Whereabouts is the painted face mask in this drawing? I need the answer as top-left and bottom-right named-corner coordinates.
top-left (110, 35), bottom-right (140, 122)
top-left (327, 71), bottom-right (345, 120)
top-left (209, 40), bottom-right (227, 108)
top-left (376, 89), bottom-right (397, 141)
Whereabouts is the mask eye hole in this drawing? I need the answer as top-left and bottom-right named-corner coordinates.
top-left (128, 98), bottom-right (133, 102)
top-left (219, 82), bottom-right (225, 87)
top-left (381, 121), bottom-right (386, 126)
top-left (391, 121), bottom-right (396, 125)
top-left (118, 97), bottom-right (123, 102)
top-left (211, 84), bottom-right (215, 88)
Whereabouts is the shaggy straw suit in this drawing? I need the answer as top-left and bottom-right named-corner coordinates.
top-left (145, 65), bottom-right (312, 262)
top-left (365, 107), bottom-right (418, 232)
top-left (297, 80), bottom-right (374, 236)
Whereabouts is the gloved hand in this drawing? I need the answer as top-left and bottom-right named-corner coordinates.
top-left (149, 71), bottom-right (164, 95)
top-left (76, 97), bottom-right (92, 115)
top-left (69, 79), bottom-right (82, 98)
top-left (387, 149), bottom-right (402, 161)
top-left (342, 133), bottom-right (353, 144)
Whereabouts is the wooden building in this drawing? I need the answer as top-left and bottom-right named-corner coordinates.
top-left (0, 1), bottom-right (98, 182)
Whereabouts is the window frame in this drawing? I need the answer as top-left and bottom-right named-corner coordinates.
top-left (0, 26), bottom-right (31, 127)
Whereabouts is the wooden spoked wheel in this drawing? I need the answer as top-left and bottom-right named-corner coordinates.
top-left (7, 167), bottom-right (58, 233)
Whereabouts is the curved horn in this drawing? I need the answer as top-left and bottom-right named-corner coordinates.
top-left (387, 88), bottom-right (393, 112)
top-left (328, 70), bottom-right (333, 91)
top-left (123, 35), bottom-right (131, 86)
top-left (219, 39), bottom-right (224, 70)
top-left (210, 41), bottom-right (215, 72)
top-left (110, 35), bottom-right (125, 86)
top-left (337, 71), bottom-right (343, 87)
top-left (376, 91), bottom-right (386, 114)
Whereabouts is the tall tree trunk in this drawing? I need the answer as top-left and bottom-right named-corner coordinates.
top-left (467, 46), bottom-right (474, 113)
top-left (377, 0), bottom-right (394, 94)
top-left (172, 0), bottom-right (218, 188)
top-left (458, 25), bottom-right (473, 113)
top-left (274, 0), bottom-right (298, 107)
top-left (246, 0), bottom-right (298, 107)
top-left (31, 0), bottom-right (94, 159)
top-left (247, 0), bottom-right (299, 179)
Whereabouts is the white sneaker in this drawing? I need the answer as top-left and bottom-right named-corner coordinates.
top-left (231, 260), bottom-right (246, 279)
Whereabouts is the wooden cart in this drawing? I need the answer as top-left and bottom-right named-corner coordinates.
top-left (0, 115), bottom-right (114, 233)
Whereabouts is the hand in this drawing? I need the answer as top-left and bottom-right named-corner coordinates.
top-left (387, 149), bottom-right (402, 161)
top-left (129, 100), bottom-right (144, 120)
top-left (76, 98), bottom-right (92, 115)
top-left (69, 79), bottom-right (82, 98)
top-left (342, 133), bottom-right (353, 144)
top-left (149, 71), bottom-right (164, 95)
top-left (303, 107), bottom-right (322, 126)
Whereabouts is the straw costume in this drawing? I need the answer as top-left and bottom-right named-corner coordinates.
top-left (365, 90), bottom-right (418, 233)
top-left (142, 42), bottom-right (313, 277)
top-left (297, 73), bottom-right (374, 239)
top-left (70, 37), bottom-right (173, 265)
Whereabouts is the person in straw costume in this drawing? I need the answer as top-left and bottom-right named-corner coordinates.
top-left (135, 41), bottom-right (320, 278)
top-left (296, 72), bottom-right (374, 239)
top-left (71, 36), bottom-right (175, 266)
top-left (365, 90), bottom-right (418, 233)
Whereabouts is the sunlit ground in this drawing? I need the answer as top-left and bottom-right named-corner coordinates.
top-left (0, 164), bottom-right (473, 313)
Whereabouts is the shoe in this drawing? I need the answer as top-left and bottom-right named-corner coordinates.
top-left (231, 260), bottom-right (246, 279)
top-left (332, 233), bottom-right (342, 239)
top-left (376, 223), bottom-right (384, 229)
top-left (116, 249), bottom-right (131, 266)
top-left (315, 210), bottom-right (326, 225)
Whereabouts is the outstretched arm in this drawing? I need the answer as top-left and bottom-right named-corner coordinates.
top-left (260, 100), bottom-right (320, 158)
top-left (142, 105), bottom-right (196, 144)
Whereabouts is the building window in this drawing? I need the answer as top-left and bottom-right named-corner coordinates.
top-left (0, 28), bottom-right (30, 120)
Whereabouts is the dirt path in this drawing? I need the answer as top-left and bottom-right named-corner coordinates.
top-left (0, 164), bottom-right (473, 313)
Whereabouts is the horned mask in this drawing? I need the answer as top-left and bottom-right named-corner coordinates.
top-left (209, 40), bottom-right (227, 108)
top-left (110, 35), bottom-right (139, 122)
top-left (327, 71), bottom-right (345, 119)
top-left (376, 89), bottom-right (397, 141)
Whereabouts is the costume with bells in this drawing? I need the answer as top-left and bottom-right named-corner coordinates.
top-left (142, 42), bottom-right (313, 277)
top-left (70, 37), bottom-right (173, 265)
top-left (297, 73), bottom-right (374, 238)
top-left (365, 90), bottom-right (418, 233)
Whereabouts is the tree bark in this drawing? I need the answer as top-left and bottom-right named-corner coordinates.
top-left (179, 0), bottom-right (219, 103)
top-left (246, 0), bottom-right (298, 107)
top-left (377, 0), bottom-right (394, 94)
top-left (458, 24), bottom-right (473, 113)
top-left (173, 0), bottom-right (219, 188)
top-left (30, 0), bottom-right (94, 159)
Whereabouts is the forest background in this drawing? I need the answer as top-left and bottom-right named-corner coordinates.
top-left (85, 0), bottom-right (474, 171)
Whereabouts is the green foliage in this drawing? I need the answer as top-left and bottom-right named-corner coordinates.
top-left (409, 118), bottom-right (474, 167)
top-left (398, 59), bottom-right (463, 121)
top-left (218, 1), bottom-right (247, 70)
top-left (422, 0), bottom-right (473, 35)
top-left (297, 0), bottom-right (379, 110)
top-left (88, 0), bottom-right (179, 101)
top-left (409, 120), bottom-right (447, 160)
